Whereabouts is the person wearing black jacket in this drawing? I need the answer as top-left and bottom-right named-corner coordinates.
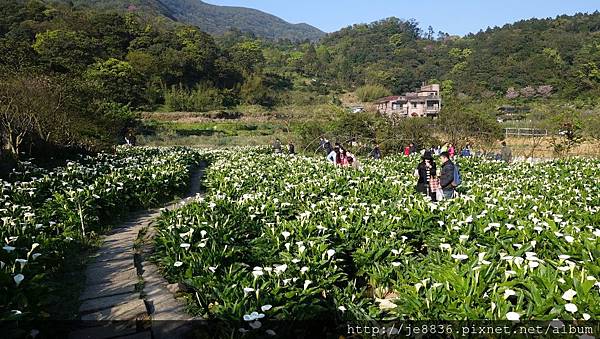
top-left (371, 144), bottom-right (382, 160)
top-left (416, 151), bottom-right (437, 201)
top-left (439, 152), bottom-right (455, 199)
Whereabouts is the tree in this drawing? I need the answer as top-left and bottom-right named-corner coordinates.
top-left (175, 27), bottom-right (220, 86)
top-left (32, 29), bottom-right (96, 72)
top-left (427, 26), bottom-right (435, 40)
top-left (438, 101), bottom-right (503, 146)
top-left (355, 84), bottom-right (391, 102)
top-left (240, 74), bottom-right (275, 107)
top-left (302, 44), bottom-right (320, 75)
top-left (229, 40), bottom-right (265, 74)
top-left (85, 58), bottom-right (145, 107)
top-left (0, 75), bottom-right (84, 159)
top-left (332, 112), bottom-right (382, 147)
top-left (548, 113), bottom-right (585, 157)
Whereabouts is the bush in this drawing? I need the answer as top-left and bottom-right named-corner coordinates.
top-left (240, 74), bottom-right (277, 107)
top-left (355, 84), bottom-right (392, 102)
top-left (164, 84), bottom-right (225, 112)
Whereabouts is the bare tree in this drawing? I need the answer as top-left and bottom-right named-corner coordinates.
top-left (0, 97), bottom-right (36, 159)
top-left (0, 75), bottom-right (75, 159)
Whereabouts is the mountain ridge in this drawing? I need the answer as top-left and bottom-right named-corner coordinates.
top-left (64, 0), bottom-right (325, 41)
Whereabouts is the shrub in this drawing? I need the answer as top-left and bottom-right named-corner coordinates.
top-left (164, 84), bottom-right (225, 112)
top-left (355, 84), bottom-right (392, 102)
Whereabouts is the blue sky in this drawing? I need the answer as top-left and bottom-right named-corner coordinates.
top-left (204, 0), bottom-right (600, 35)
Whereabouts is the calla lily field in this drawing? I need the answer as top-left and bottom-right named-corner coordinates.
top-left (0, 147), bottom-right (202, 319)
top-left (1, 146), bottom-right (599, 331)
top-left (153, 149), bottom-right (599, 331)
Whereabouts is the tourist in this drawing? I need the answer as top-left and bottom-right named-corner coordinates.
top-left (125, 129), bottom-right (136, 147)
top-left (273, 138), bottom-right (282, 153)
top-left (338, 148), bottom-right (350, 167)
top-left (288, 142), bottom-right (295, 155)
top-left (409, 143), bottom-right (417, 154)
top-left (415, 151), bottom-right (437, 201)
top-left (448, 144), bottom-right (455, 158)
top-left (501, 141), bottom-right (513, 163)
top-left (319, 136), bottom-right (331, 155)
top-left (347, 152), bottom-right (362, 170)
top-left (326, 145), bottom-right (338, 164)
top-left (323, 140), bottom-right (332, 156)
top-left (439, 152), bottom-right (456, 199)
top-left (404, 145), bottom-right (410, 156)
top-left (461, 144), bottom-right (472, 157)
top-left (319, 136), bottom-right (325, 148)
top-left (371, 144), bottom-right (382, 160)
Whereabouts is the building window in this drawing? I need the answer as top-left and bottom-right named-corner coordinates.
top-left (412, 103), bottom-right (417, 108)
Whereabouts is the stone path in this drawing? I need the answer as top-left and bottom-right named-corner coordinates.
top-left (70, 167), bottom-right (205, 339)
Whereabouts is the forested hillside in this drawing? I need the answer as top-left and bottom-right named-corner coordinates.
top-left (63, 0), bottom-right (326, 41)
top-left (315, 14), bottom-right (600, 101)
top-left (2, 0), bottom-right (600, 162)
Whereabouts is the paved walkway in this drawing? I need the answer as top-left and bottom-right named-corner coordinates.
top-left (70, 167), bottom-right (205, 339)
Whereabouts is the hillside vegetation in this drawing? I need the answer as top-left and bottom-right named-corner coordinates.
top-left (65, 0), bottom-right (325, 41)
top-left (1, 1), bottom-right (600, 161)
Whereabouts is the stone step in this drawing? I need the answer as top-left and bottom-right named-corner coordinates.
top-left (86, 267), bottom-right (138, 286)
top-left (79, 292), bottom-right (139, 314)
top-left (80, 279), bottom-right (136, 301)
top-left (102, 238), bottom-right (136, 248)
top-left (91, 249), bottom-right (133, 263)
top-left (81, 299), bottom-right (148, 321)
top-left (87, 258), bottom-right (133, 272)
top-left (146, 293), bottom-right (187, 317)
top-left (106, 229), bottom-right (141, 240)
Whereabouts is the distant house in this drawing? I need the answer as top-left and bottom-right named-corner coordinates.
top-left (376, 84), bottom-right (442, 118)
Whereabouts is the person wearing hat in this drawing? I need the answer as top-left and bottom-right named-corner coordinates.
top-left (415, 150), bottom-right (437, 201)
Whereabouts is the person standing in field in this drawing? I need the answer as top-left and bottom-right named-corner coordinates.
top-left (346, 152), bottom-right (362, 169)
top-left (288, 142), bottom-right (295, 155)
top-left (501, 141), bottom-right (513, 163)
top-left (273, 138), bottom-right (282, 154)
top-left (324, 141), bottom-right (332, 156)
top-left (327, 144), bottom-right (339, 164)
top-left (319, 136), bottom-right (330, 155)
top-left (404, 145), bottom-right (410, 156)
top-left (461, 144), bottom-right (472, 157)
top-left (371, 144), bottom-right (382, 160)
top-left (448, 144), bottom-right (455, 158)
top-left (439, 152), bottom-right (456, 199)
top-left (409, 143), bottom-right (417, 154)
top-left (415, 151), bottom-right (437, 201)
top-left (338, 148), bottom-right (350, 167)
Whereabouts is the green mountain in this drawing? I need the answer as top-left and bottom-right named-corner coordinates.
top-left (315, 14), bottom-right (600, 99)
top-left (66, 0), bottom-right (325, 41)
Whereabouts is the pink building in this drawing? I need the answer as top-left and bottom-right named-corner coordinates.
top-left (376, 84), bottom-right (442, 118)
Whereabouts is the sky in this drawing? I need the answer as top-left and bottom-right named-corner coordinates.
top-left (204, 0), bottom-right (600, 35)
